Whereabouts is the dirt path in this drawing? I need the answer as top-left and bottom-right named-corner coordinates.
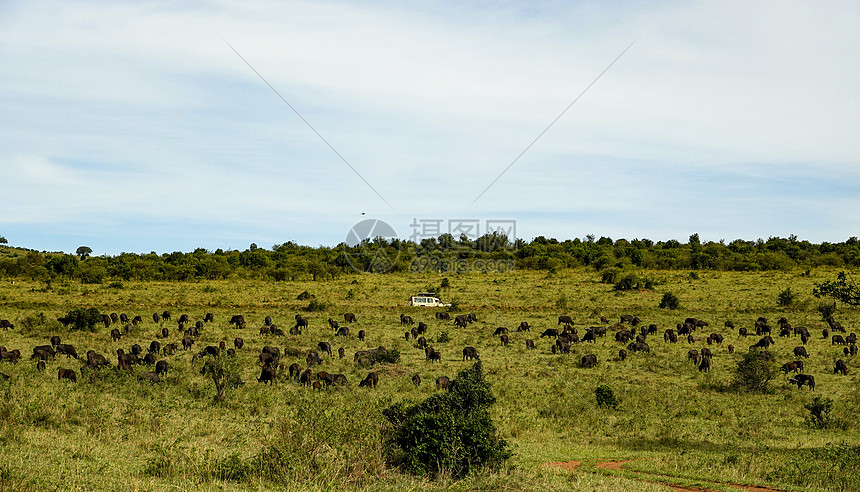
top-left (546, 459), bottom-right (786, 492)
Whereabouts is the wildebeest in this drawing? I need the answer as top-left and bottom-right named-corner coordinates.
top-left (177, 314), bottom-right (190, 325)
top-left (664, 330), bottom-right (678, 343)
top-left (627, 342), bottom-right (649, 353)
top-left (462, 346), bottom-right (479, 361)
top-left (335, 326), bottom-right (349, 337)
top-left (832, 335), bottom-right (846, 346)
top-left (517, 321), bottom-right (531, 332)
top-left (86, 350), bottom-right (109, 369)
top-left (230, 337), bottom-right (242, 350)
top-left (688, 349), bottom-right (700, 364)
top-left (500, 334), bottom-right (510, 346)
top-left (725, 321), bottom-right (735, 329)
top-left (436, 376), bottom-right (451, 390)
top-left (149, 341), bottom-right (161, 355)
top-left (525, 339), bottom-right (536, 350)
top-left (794, 346), bottom-right (809, 358)
top-left (139, 372), bottom-right (161, 383)
top-left (110, 328), bottom-right (121, 342)
top-left (454, 315), bottom-right (468, 328)
top-left (328, 318), bottom-right (339, 330)
top-left (788, 374), bottom-right (815, 390)
top-left (318, 341), bottom-right (333, 356)
top-left (299, 368), bottom-right (313, 386)
top-left (142, 353), bottom-right (156, 366)
top-left (781, 362), bottom-right (799, 373)
top-left (426, 350), bottom-right (442, 362)
top-left (132, 315), bottom-right (142, 326)
top-left (230, 315), bottom-right (246, 327)
top-left (581, 354), bottom-right (598, 368)
top-left (708, 333), bottom-right (724, 345)
top-left (618, 349), bottom-right (627, 361)
top-left (540, 328), bottom-right (559, 338)
top-left (400, 314), bottom-right (414, 326)
top-left (412, 374), bottom-right (421, 386)
top-left (152, 313), bottom-right (161, 323)
top-left (620, 314), bottom-right (635, 324)
top-left (615, 330), bottom-right (633, 343)
top-left (56, 344), bottom-right (78, 359)
top-left (416, 322), bottom-right (428, 334)
top-left (738, 327), bottom-right (748, 337)
top-left (750, 337), bottom-right (774, 351)
top-left (338, 347), bottom-right (345, 359)
top-left (204, 313), bottom-right (214, 323)
top-left (834, 359), bottom-right (849, 375)
top-left (416, 336), bottom-right (428, 349)
top-left (102, 314), bottom-right (111, 329)
top-left (435, 312), bottom-right (450, 321)
top-left (466, 313), bottom-right (477, 323)
top-left (344, 312), bottom-right (356, 323)
top-left (182, 336), bottom-right (194, 350)
top-left (698, 357), bottom-right (711, 372)
top-left (359, 372), bottom-right (379, 388)
top-left (58, 368), bottom-right (77, 382)
top-left (0, 350), bottom-right (18, 364)
top-left (728, 345), bottom-right (735, 354)
top-left (847, 333), bottom-right (857, 345)
top-left (50, 335), bottom-right (61, 347)
top-left (493, 327), bottom-right (508, 336)
top-left (131, 344), bottom-right (143, 356)
top-left (0, 320), bottom-right (14, 330)
top-left (700, 347), bottom-right (712, 359)
top-left (116, 349), bottom-right (139, 370)
top-left (793, 360), bottom-right (804, 372)
top-left (31, 348), bottom-right (53, 362)
top-left (306, 351), bottom-right (322, 367)
top-left (358, 330), bottom-right (366, 342)
top-left (558, 315), bottom-right (574, 325)
top-left (848, 344), bottom-right (858, 356)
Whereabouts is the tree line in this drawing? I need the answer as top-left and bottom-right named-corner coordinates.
top-left (1, 233), bottom-right (859, 283)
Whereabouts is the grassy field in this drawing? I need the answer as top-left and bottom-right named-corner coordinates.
top-left (0, 268), bottom-right (858, 491)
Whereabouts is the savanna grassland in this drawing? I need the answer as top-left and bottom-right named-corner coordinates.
top-left (1, 267), bottom-right (859, 491)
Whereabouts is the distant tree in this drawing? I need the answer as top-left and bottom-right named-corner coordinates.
top-left (76, 246), bottom-right (93, 260)
top-left (0, 236), bottom-right (7, 244)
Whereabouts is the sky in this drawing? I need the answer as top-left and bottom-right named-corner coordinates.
top-left (1, 0), bottom-right (859, 255)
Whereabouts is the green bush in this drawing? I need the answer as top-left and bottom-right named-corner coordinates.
top-left (375, 348), bottom-right (401, 364)
top-left (383, 362), bottom-right (511, 479)
top-left (732, 351), bottom-right (777, 393)
top-left (659, 292), bottom-right (680, 310)
top-left (777, 287), bottom-right (796, 307)
top-left (805, 396), bottom-right (833, 429)
top-left (436, 331), bottom-right (451, 343)
top-left (595, 385), bottom-right (618, 409)
top-left (816, 302), bottom-right (836, 320)
top-left (58, 307), bottom-right (103, 332)
top-left (296, 290), bottom-right (313, 300)
top-left (303, 299), bottom-right (327, 312)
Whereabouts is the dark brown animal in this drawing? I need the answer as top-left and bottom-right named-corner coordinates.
top-left (344, 312), bottom-right (356, 323)
top-left (558, 315), bottom-right (574, 325)
top-left (50, 335), bottom-right (61, 347)
top-left (698, 357), bottom-right (711, 372)
top-left (540, 328), bottom-right (559, 338)
top-left (1, 319), bottom-right (16, 330)
top-left (55, 344), bottom-right (78, 359)
top-left (525, 339), bottom-right (536, 350)
top-left (155, 360), bottom-right (168, 375)
top-left (517, 321), bottom-right (531, 332)
top-left (618, 349), bottom-right (627, 361)
top-left (258, 366), bottom-right (276, 384)
top-left (781, 362), bottom-right (799, 373)
top-left (204, 313), bottom-right (214, 323)
top-left (400, 314), bottom-right (414, 326)
top-left (110, 328), bottom-right (121, 342)
top-left (435, 312), bottom-right (450, 321)
top-left (789, 374), bottom-right (815, 390)
top-left (794, 346), bottom-right (809, 358)
top-left (338, 347), bottom-right (345, 359)
top-left (335, 326), bottom-right (349, 337)
top-left (359, 372), bottom-right (379, 388)
top-left (435, 376), bottom-right (451, 390)
top-left (412, 374), bottom-right (421, 386)
top-left (58, 368), bottom-right (77, 382)
top-left (318, 341), bottom-right (333, 356)
top-left (462, 346), bottom-right (479, 361)
top-left (358, 330), bottom-right (366, 342)
top-left (581, 354), bottom-right (598, 368)
top-left (500, 334), bottom-right (510, 346)
top-left (834, 359), bottom-right (849, 375)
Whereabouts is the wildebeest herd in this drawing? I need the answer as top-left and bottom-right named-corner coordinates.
top-left (0, 310), bottom-right (855, 396)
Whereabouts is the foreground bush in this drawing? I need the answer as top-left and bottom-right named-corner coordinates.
top-left (732, 351), bottom-right (778, 393)
top-left (383, 362), bottom-right (510, 479)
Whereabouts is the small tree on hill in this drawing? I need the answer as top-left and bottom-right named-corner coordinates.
top-left (76, 246), bottom-right (93, 260)
top-left (58, 307), bottom-right (103, 332)
top-left (814, 271), bottom-right (860, 306)
top-left (0, 236), bottom-right (7, 244)
top-left (383, 362), bottom-right (510, 478)
top-left (732, 351), bottom-right (778, 393)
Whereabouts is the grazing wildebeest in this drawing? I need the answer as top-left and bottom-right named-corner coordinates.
top-left (426, 350), bottom-right (442, 362)
top-left (738, 327), bottom-right (748, 337)
top-left (728, 345), bottom-right (735, 354)
top-left (709, 333), bottom-right (724, 345)
top-left (258, 366), bottom-right (276, 384)
top-left (412, 374), bottom-right (421, 386)
top-left (0, 350), bottom-right (18, 364)
top-left (230, 315), bottom-right (246, 327)
top-left (620, 314), bottom-right (635, 324)
top-left (130, 344), bottom-right (143, 356)
top-left (50, 335), bottom-right (61, 347)
top-left (159, 327), bottom-right (169, 339)
top-left (789, 374), bottom-right (815, 390)
top-left (793, 360), bottom-right (804, 372)
top-left (435, 312), bottom-right (450, 321)
top-left (462, 346), bottom-right (479, 361)
top-left (400, 314), bottom-right (414, 326)
top-left (627, 342), bottom-right (649, 353)
top-left (750, 337), bottom-right (773, 351)
top-left (466, 313), bottom-right (477, 323)
top-left (204, 313), bottom-right (214, 323)
top-left (317, 371), bottom-right (334, 387)
top-left (794, 346), bottom-right (809, 358)
top-left (31, 348), bottom-right (53, 362)
top-left (149, 341), bottom-right (161, 355)
top-left (688, 349), bottom-right (700, 364)
top-left (359, 372), bottom-right (379, 388)
top-left (109, 328), bottom-right (121, 342)
top-left (515, 321), bottom-right (530, 332)
top-left (416, 336), bottom-right (428, 349)
top-left (847, 333), bottom-right (857, 345)
top-left (700, 347), bottom-right (712, 359)
top-left (493, 327), bottom-right (508, 336)
top-left (525, 339), bottom-right (536, 350)
top-left (102, 314), bottom-right (111, 329)
top-left (834, 359), bottom-right (849, 375)
top-left (454, 315), bottom-right (468, 328)
top-left (618, 349), bottom-right (627, 361)
top-left (56, 344), bottom-right (78, 359)
top-left (647, 324), bottom-right (658, 335)
top-left (306, 351), bottom-right (322, 367)
top-left (338, 347), bottom-right (345, 359)
top-left (698, 357), bottom-right (711, 372)
top-left (433, 375), bottom-right (451, 390)
top-left (581, 354), bottom-right (598, 368)
top-left (318, 341), bottom-right (333, 356)
top-left (849, 344), bottom-right (858, 356)
top-left (178, 314), bottom-right (190, 325)
top-left (335, 326), bottom-right (349, 337)
top-left (152, 313), bottom-right (161, 323)
top-left (581, 330), bottom-right (596, 343)
top-left (541, 328), bottom-right (559, 338)
top-left (117, 349), bottom-right (138, 370)
top-left (0, 320), bottom-right (14, 330)
top-left (58, 368), bottom-right (77, 382)
top-left (558, 315), bottom-right (574, 325)
top-left (142, 353), bottom-right (156, 366)
top-left (343, 312), bottom-right (356, 323)
top-left (182, 337), bottom-right (194, 351)
top-left (725, 321), bottom-right (735, 329)
top-left (416, 322), bottom-right (428, 334)
top-left (615, 330), bottom-right (633, 343)
top-left (358, 330), bottom-right (366, 342)
top-left (832, 335), bottom-right (846, 346)
top-left (664, 330), bottom-right (678, 343)
top-left (299, 368), bottom-right (313, 386)
top-left (328, 318), bottom-right (339, 330)
top-left (827, 316), bottom-right (845, 333)
top-left (119, 313), bottom-right (129, 324)
top-left (36, 362), bottom-right (45, 372)
top-left (781, 362), bottom-right (799, 373)
top-left (500, 334), bottom-right (510, 346)
top-left (132, 315), bottom-right (142, 326)
top-left (232, 337), bottom-right (243, 350)
top-left (155, 360), bottom-right (168, 376)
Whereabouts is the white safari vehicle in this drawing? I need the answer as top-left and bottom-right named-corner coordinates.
top-left (408, 293), bottom-right (450, 307)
